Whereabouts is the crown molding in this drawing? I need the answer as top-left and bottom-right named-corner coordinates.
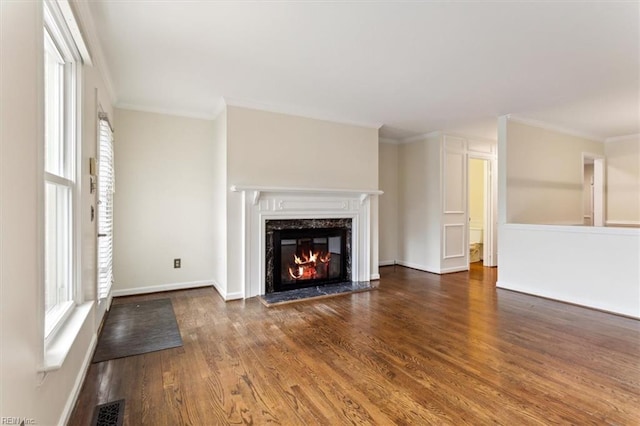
top-left (211, 97), bottom-right (227, 120)
top-left (223, 97), bottom-right (383, 130)
top-left (378, 137), bottom-right (400, 145)
top-left (441, 131), bottom-right (497, 144)
top-left (507, 114), bottom-right (605, 143)
top-left (70, 0), bottom-right (117, 104)
top-left (116, 103), bottom-right (216, 120)
top-left (400, 131), bottom-right (441, 144)
top-left (605, 133), bottom-right (640, 143)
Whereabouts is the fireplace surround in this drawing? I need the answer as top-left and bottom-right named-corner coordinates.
top-left (265, 218), bottom-right (352, 293)
top-left (231, 185), bottom-right (383, 298)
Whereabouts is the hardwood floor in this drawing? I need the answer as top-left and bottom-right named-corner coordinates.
top-left (69, 264), bottom-right (640, 425)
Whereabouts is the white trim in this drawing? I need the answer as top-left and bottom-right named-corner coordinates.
top-left (116, 103), bottom-right (216, 121)
top-left (447, 132), bottom-right (497, 145)
top-left (443, 223), bottom-right (466, 259)
top-left (211, 278), bottom-right (226, 300)
top-left (400, 131), bottom-right (440, 144)
top-left (605, 133), bottom-right (640, 143)
top-left (211, 98), bottom-right (226, 120)
top-left (370, 273), bottom-right (380, 280)
top-left (111, 280), bottom-right (213, 297)
top-left (606, 220), bottom-right (640, 227)
top-left (210, 279), bottom-right (243, 301)
top-left (440, 265), bottom-right (469, 274)
top-left (68, 0), bottom-right (116, 103)
top-left (396, 260), bottom-right (440, 274)
top-left (231, 185), bottom-right (383, 196)
top-left (502, 222), bottom-right (640, 236)
top-left (225, 291), bottom-right (244, 301)
top-left (496, 280), bottom-right (640, 320)
top-left (223, 96), bottom-right (383, 130)
top-left (378, 260), bottom-right (395, 266)
top-left (57, 332), bottom-right (97, 426)
top-left (40, 301), bottom-right (93, 372)
top-left (507, 115), bottom-right (605, 143)
top-left (394, 261), bottom-right (468, 275)
top-left (56, 0), bottom-right (91, 65)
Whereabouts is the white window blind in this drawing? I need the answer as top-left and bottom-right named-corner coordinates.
top-left (97, 115), bottom-right (114, 300)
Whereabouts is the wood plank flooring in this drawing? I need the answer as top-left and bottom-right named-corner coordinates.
top-left (69, 264), bottom-right (640, 425)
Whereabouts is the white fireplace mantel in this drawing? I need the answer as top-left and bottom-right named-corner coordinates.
top-left (231, 185), bottom-right (382, 298)
top-left (230, 185), bottom-right (383, 205)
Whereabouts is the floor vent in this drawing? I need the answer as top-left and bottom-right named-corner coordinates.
top-left (91, 399), bottom-right (125, 426)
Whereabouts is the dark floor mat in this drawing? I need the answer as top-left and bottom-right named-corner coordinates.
top-left (93, 298), bottom-right (183, 363)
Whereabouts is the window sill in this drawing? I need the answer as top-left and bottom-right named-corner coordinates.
top-left (40, 301), bottom-right (93, 372)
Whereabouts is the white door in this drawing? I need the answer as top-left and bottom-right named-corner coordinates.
top-left (441, 136), bottom-right (468, 272)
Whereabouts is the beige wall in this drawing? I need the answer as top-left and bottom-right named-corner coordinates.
top-left (506, 121), bottom-right (604, 224)
top-left (397, 136), bottom-right (444, 271)
top-left (0, 1), bottom-right (114, 424)
top-left (398, 140), bottom-right (429, 266)
top-left (224, 105), bottom-right (379, 297)
top-left (211, 108), bottom-right (228, 295)
top-left (379, 142), bottom-right (399, 264)
top-left (226, 106), bottom-right (379, 189)
top-left (606, 136), bottom-right (640, 225)
top-left (113, 108), bottom-right (215, 293)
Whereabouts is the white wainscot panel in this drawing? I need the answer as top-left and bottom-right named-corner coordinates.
top-left (444, 150), bottom-right (466, 213)
top-left (443, 224), bottom-right (466, 259)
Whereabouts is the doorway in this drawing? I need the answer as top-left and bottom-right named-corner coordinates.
top-left (583, 153), bottom-right (604, 227)
top-left (468, 157), bottom-right (496, 267)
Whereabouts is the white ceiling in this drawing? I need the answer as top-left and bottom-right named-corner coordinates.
top-left (86, 1), bottom-right (639, 141)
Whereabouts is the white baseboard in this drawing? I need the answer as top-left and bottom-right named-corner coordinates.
top-left (396, 260), bottom-right (440, 274)
top-left (211, 278), bottom-right (226, 300)
top-left (370, 273), bottom-right (380, 280)
top-left (606, 220), bottom-right (640, 227)
top-left (58, 332), bottom-right (97, 426)
top-left (440, 265), bottom-right (469, 274)
top-left (497, 280), bottom-right (640, 319)
top-left (210, 278), bottom-right (244, 301)
top-left (378, 260), bottom-right (395, 267)
top-left (395, 261), bottom-right (469, 275)
top-left (225, 291), bottom-right (244, 301)
top-left (112, 280), bottom-right (213, 297)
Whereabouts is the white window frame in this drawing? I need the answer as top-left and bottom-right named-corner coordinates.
top-left (42, 0), bottom-right (82, 344)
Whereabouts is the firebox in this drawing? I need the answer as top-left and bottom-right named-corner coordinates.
top-left (265, 218), bottom-right (352, 293)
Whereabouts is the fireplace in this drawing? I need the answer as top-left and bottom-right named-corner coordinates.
top-left (229, 185), bottom-right (380, 299)
top-left (265, 218), bottom-right (352, 293)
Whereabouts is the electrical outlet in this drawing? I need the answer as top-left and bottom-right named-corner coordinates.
top-left (174, 258), bottom-right (181, 268)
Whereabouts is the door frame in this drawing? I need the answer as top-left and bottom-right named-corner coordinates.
top-left (468, 153), bottom-right (497, 267)
top-left (582, 152), bottom-right (605, 227)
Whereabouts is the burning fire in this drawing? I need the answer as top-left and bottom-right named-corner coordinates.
top-left (288, 250), bottom-right (331, 280)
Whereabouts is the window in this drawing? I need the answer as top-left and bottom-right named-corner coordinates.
top-left (43, 1), bottom-right (80, 339)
